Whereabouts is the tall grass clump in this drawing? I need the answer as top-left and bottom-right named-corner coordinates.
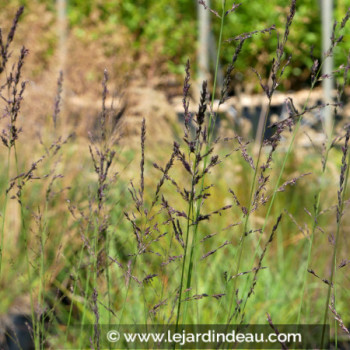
top-left (0, 1), bottom-right (350, 349)
top-left (0, 6), bottom-right (41, 346)
top-left (0, 6), bottom-right (25, 275)
top-left (0, 6), bottom-right (74, 349)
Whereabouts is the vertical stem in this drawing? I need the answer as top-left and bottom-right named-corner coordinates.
top-left (56, 0), bottom-right (67, 124)
top-left (13, 145), bottom-right (37, 348)
top-left (0, 148), bottom-right (11, 277)
top-left (321, 138), bottom-right (350, 348)
top-left (296, 123), bottom-right (334, 325)
top-left (175, 0), bottom-right (226, 334)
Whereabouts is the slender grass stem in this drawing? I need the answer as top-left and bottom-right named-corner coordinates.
top-left (175, 0), bottom-right (227, 331)
top-left (321, 130), bottom-right (350, 348)
top-left (13, 144), bottom-right (38, 348)
top-left (38, 201), bottom-right (49, 350)
top-left (92, 214), bottom-right (100, 347)
top-left (296, 122), bottom-right (334, 326)
top-left (175, 184), bottom-right (194, 329)
top-left (237, 56), bottom-right (328, 321)
top-left (79, 241), bottom-right (95, 349)
top-left (224, 97), bottom-right (272, 324)
top-left (0, 148), bottom-right (11, 277)
top-left (106, 229), bottom-right (112, 329)
top-left (118, 256), bottom-right (138, 326)
top-left (65, 237), bottom-right (86, 343)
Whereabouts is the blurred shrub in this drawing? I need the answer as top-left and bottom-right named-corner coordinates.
top-left (67, 0), bottom-right (197, 74)
top-left (2, 0), bottom-right (349, 87)
top-left (66, 0), bottom-right (349, 87)
top-left (216, 0), bottom-right (322, 89)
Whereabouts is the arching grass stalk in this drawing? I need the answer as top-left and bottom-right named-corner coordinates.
top-left (227, 1), bottom-right (350, 324)
top-left (235, 89), bottom-right (324, 324)
top-left (226, 98), bottom-right (272, 324)
top-left (296, 54), bottom-right (350, 326)
top-left (226, 0), bottom-right (297, 324)
top-left (295, 123), bottom-right (335, 327)
top-left (297, 50), bottom-right (350, 329)
top-left (175, 0), bottom-right (227, 329)
top-left (239, 74), bottom-right (323, 321)
top-left (237, 12), bottom-right (350, 323)
top-left (321, 125), bottom-right (350, 348)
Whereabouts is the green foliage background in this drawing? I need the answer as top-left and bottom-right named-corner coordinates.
top-left (67, 0), bottom-right (350, 86)
top-left (2, 0), bottom-right (350, 86)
